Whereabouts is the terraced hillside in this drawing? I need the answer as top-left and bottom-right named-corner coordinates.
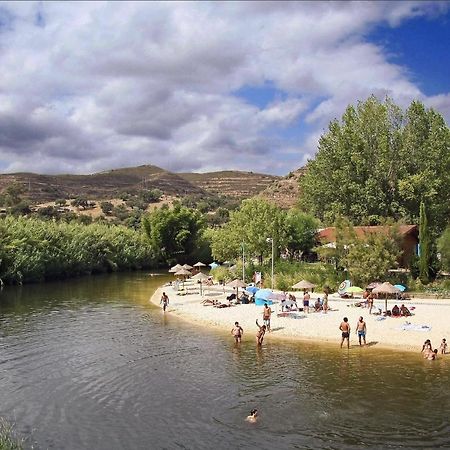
top-left (179, 171), bottom-right (279, 199)
top-left (258, 167), bottom-right (306, 208)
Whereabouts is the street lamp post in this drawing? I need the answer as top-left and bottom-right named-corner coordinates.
top-left (266, 237), bottom-right (274, 289)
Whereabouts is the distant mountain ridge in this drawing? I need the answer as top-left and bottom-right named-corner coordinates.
top-left (0, 165), bottom-right (281, 203)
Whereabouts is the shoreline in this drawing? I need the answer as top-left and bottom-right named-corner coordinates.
top-left (150, 284), bottom-right (450, 356)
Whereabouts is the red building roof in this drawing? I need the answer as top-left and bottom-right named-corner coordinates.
top-left (317, 225), bottom-right (418, 243)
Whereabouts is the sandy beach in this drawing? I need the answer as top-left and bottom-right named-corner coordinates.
top-left (150, 282), bottom-right (450, 354)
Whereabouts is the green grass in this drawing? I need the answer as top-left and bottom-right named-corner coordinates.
top-left (0, 418), bottom-right (23, 450)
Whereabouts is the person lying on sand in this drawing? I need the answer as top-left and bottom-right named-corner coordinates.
top-left (246, 409), bottom-right (258, 423)
top-left (201, 299), bottom-right (218, 306)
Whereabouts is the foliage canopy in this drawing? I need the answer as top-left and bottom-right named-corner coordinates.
top-left (299, 96), bottom-right (450, 234)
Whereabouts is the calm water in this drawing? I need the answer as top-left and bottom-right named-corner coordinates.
top-left (0, 272), bottom-right (449, 450)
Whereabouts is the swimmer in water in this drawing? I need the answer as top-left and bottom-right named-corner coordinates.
top-left (246, 408), bottom-right (258, 422)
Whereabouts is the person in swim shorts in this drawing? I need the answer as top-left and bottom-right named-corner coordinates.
top-left (263, 303), bottom-right (272, 332)
top-left (355, 316), bottom-right (367, 346)
top-left (160, 292), bottom-right (169, 312)
top-left (303, 290), bottom-right (310, 313)
top-left (231, 321), bottom-right (244, 343)
top-left (339, 317), bottom-right (350, 349)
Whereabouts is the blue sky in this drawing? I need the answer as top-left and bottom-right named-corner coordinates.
top-left (0, 1), bottom-right (448, 176)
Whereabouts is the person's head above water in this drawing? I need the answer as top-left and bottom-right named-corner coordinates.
top-left (250, 409), bottom-right (258, 416)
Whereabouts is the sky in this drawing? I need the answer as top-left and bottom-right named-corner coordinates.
top-left (0, 1), bottom-right (449, 176)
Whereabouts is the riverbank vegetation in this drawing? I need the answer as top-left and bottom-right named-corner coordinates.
top-left (0, 216), bottom-right (155, 285)
top-left (0, 418), bottom-right (23, 450)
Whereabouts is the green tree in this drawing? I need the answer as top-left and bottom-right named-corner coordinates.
top-left (437, 226), bottom-right (450, 273)
top-left (0, 182), bottom-right (26, 207)
top-left (284, 210), bottom-right (318, 258)
top-left (71, 197), bottom-right (89, 210)
top-left (208, 198), bottom-right (287, 262)
top-left (100, 201), bottom-right (114, 215)
top-left (419, 201), bottom-right (430, 283)
top-left (142, 203), bottom-right (205, 263)
top-left (299, 96), bottom-right (450, 233)
top-left (342, 231), bottom-right (400, 286)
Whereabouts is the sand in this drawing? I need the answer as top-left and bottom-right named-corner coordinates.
top-left (150, 283), bottom-right (450, 354)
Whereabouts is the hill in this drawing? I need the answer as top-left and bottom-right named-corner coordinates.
top-left (257, 167), bottom-right (306, 208)
top-left (179, 170), bottom-right (278, 199)
top-left (0, 165), bottom-right (280, 204)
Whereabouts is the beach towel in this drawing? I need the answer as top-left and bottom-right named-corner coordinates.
top-left (400, 323), bottom-right (432, 332)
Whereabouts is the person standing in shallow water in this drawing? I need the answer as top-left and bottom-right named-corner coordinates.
top-left (160, 292), bottom-right (169, 312)
top-left (355, 316), bottom-right (367, 346)
top-left (339, 317), bottom-right (350, 349)
top-left (255, 320), bottom-right (266, 346)
top-left (231, 321), bottom-right (244, 343)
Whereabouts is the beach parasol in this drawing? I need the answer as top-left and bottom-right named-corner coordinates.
top-left (268, 292), bottom-right (286, 301)
top-left (169, 264), bottom-right (183, 273)
top-left (227, 279), bottom-right (247, 297)
top-left (182, 264), bottom-right (193, 270)
top-left (255, 289), bottom-right (273, 301)
top-left (394, 284), bottom-right (406, 292)
top-left (174, 268), bottom-right (192, 277)
top-left (345, 286), bottom-right (364, 294)
top-left (209, 262), bottom-right (219, 269)
top-left (367, 281), bottom-right (381, 289)
top-left (192, 272), bottom-right (209, 281)
top-left (292, 280), bottom-right (316, 290)
top-left (372, 282), bottom-right (400, 313)
top-left (192, 272), bottom-right (209, 295)
top-left (246, 286), bottom-right (259, 294)
top-left (193, 262), bottom-right (206, 268)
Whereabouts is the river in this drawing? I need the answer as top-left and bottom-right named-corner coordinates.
top-left (0, 272), bottom-right (449, 449)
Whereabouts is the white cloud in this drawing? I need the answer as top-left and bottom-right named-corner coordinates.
top-left (0, 1), bottom-right (448, 175)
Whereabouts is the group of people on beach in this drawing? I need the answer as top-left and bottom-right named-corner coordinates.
top-left (421, 338), bottom-right (447, 360)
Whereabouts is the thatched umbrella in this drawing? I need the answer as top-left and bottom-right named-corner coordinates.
top-left (292, 280), bottom-right (316, 290)
top-left (192, 272), bottom-right (209, 296)
top-left (372, 282), bottom-right (400, 313)
top-left (175, 268), bottom-right (192, 277)
top-left (174, 268), bottom-right (192, 289)
top-left (193, 262), bottom-right (206, 268)
top-left (169, 264), bottom-right (183, 273)
top-left (227, 279), bottom-right (247, 298)
top-left (182, 264), bottom-right (193, 270)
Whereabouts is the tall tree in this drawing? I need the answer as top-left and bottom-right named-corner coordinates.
top-left (208, 198), bottom-right (287, 262)
top-left (299, 96), bottom-right (450, 234)
top-left (142, 203), bottom-right (205, 263)
top-left (419, 201), bottom-right (430, 283)
top-left (437, 226), bottom-right (450, 273)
